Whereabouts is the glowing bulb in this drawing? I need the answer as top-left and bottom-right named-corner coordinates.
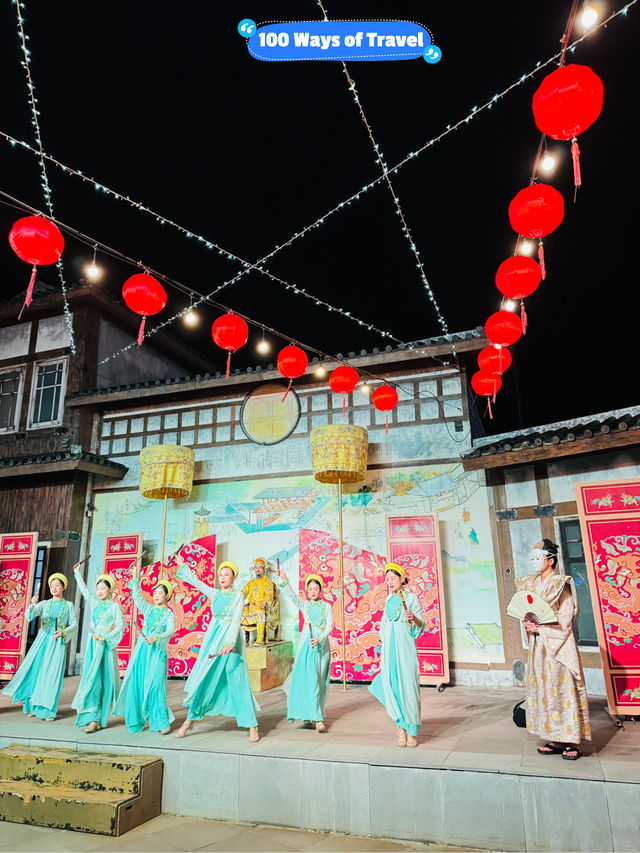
top-left (183, 310), bottom-right (199, 327)
top-left (85, 261), bottom-right (102, 282)
top-left (581, 3), bottom-right (599, 28)
top-left (540, 153), bottom-right (556, 172)
top-left (493, 343), bottom-right (502, 350)
top-left (360, 382), bottom-right (370, 394)
top-left (315, 366), bottom-right (326, 377)
top-left (257, 339), bottom-right (270, 354)
top-left (519, 240), bottom-right (534, 256)
top-left (505, 300), bottom-right (518, 311)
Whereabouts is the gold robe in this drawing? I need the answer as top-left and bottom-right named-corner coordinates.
top-left (516, 572), bottom-right (591, 744)
top-left (241, 576), bottom-right (279, 641)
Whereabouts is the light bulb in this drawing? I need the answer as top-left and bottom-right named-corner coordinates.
top-left (493, 343), bottom-right (502, 350)
top-left (519, 240), bottom-right (534, 256)
top-left (540, 153), bottom-right (556, 172)
top-left (361, 383), bottom-right (370, 394)
top-left (257, 339), bottom-right (270, 354)
top-left (85, 261), bottom-right (102, 282)
top-left (505, 300), bottom-right (518, 311)
top-left (581, 3), bottom-right (599, 28)
top-left (315, 366), bottom-right (326, 377)
top-left (183, 310), bottom-right (199, 327)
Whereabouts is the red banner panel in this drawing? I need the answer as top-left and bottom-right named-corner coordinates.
top-left (0, 532), bottom-right (38, 679)
top-left (103, 534), bottom-right (143, 674)
top-left (576, 479), bottom-right (640, 714)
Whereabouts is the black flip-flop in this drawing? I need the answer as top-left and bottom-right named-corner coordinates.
top-left (537, 743), bottom-right (563, 755)
top-left (562, 747), bottom-right (582, 760)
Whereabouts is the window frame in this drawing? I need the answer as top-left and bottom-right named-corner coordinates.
top-left (0, 362), bottom-right (26, 434)
top-left (27, 356), bottom-right (69, 430)
top-left (555, 515), bottom-right (599, 650)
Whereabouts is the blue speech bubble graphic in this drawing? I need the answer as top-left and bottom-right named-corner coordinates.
top-left (238, 18), bottom-right (257, 37)
top-left (247, 20), bottom-right (432, 62)
top-left (423, 45), bottom-right (442, 63)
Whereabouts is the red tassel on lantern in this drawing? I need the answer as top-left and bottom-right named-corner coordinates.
top-left (571, 138), bottom-right (582, 197)
top-left (122, 273), bottom-right (167, 347)
top-left (538, 240), bottom-right (546, 281)
top-left (471, 371), bottom-right (502, 420)
top-left (329, 365), bottom-right (359, 421)
top-left (372, 384), bottom-right (398, 435)
top-left (277, 345), bottom-right (308, 400)
top-left (211, 313), bottom-right (249, 379)
top-left (9, 216), bottom-right (65, 319)
top-left (495, 256), bottom-right (541, 336)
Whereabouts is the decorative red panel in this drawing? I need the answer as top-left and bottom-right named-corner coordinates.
top-left (387, 513), bottom-right (449, 685)
top-left (0, 532), bottom-right (38, 679)
top-left (576, 479), bottom-right (640, 715)
top-left (103, 534), bottom-right (143, 674)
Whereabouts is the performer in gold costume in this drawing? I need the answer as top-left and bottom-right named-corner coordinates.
top-left (241, 557), bottom-right (280, 645)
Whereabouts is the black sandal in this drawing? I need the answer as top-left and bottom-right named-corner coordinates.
top-left (562, 746), bottom-right (581, 760)
top-left (537, 742), bottom-right (563, 755)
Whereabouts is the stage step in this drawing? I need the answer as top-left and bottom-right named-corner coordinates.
top-left (0, 744), bottom-right (162, 836)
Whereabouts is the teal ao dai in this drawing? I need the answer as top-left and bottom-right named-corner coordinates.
top-left (276, 579), bottom-right (333, 723)
top-left (114, 578), bottom-right (175, 732)
top-left (369, 591), bottom-right (424, 736)
top-left (177, 564), bottom-right (259, 728)
top-left (71, 573), bottom-right (125, 728)
top-left (2, 597), bottom-right (77, 719)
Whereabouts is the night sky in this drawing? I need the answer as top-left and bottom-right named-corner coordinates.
top-left (0, 1), bottom-right (637, 436)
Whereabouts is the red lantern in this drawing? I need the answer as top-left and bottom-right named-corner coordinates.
top-left (122, 273), bottom-right (167, 346)
top-left (471, 370), bottom-right (502, 420)
top-left (478, 345), bottom-right (512, 375)
top-left (329, 365), bottom-right (359, 417)
top-left (372, 384), bottom-right (398, 435)
top-left (508, 184), bottom-right (564, 279)
top-left (532, 64), bottom-right (604, 190)
top-left (277, 345), bottom-right (308, 400)
top-left (485, 311), bottom-right (522, 348)
top-left (212, 313), bottom-right (249, 379)
top-left (9, 216), bottom-right (65, 319)
top-left (495, 256), bottom-right (542, 333)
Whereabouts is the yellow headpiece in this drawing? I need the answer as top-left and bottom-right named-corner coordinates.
top-left (218, 560), bottom-right (239, 578)
top-left (47, 573), bottom-right (68, 590)
top-left (305, 573), bottom-right (325, 590)
top-left (253, 557), bottom-right (268, 570)
top-left (96, 573), bottom-right (116, 590)
top-left (385, 562), bottom-right (408, 584)
top-left (154, 579), bottom-right (173, 599)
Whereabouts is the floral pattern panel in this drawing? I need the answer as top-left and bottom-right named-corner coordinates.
top-left (0, 532), bottom-right (38, 679)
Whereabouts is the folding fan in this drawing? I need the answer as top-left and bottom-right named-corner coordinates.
top-left (507, 590), bottom-right (556, 624)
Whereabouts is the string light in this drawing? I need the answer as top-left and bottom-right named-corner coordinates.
top-left (183, 297), bottom-right (199, 327)
top-left (504, 300), bottom-right (518, 311)
top-left (581, 1), bottom-right (600, 27)
top-left (257, 327), bottom-right (270, 354)
top-left (315, 365), bottom-right (326, 377)
top-left (13, 0), bottom-right (75, 352)
top-left (85, 244), bottom-right (102, 282)
top-left (519, 240), bottom-right (535, 256)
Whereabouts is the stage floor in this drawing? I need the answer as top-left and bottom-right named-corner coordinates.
top-left (1, 681), bottom-right (639, 851)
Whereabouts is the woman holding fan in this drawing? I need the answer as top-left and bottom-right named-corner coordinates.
top-left (275, 566), bottom-right (333, 732)
top-left (516, 539), bottom-right (591, 760)
top-left (369, 562), bottom-right (424, 748)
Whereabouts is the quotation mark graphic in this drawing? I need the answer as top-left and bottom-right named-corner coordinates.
top-left (238, 18), bottom-right (257, 37)
top-left (423, 45), bottom-right (442, 64)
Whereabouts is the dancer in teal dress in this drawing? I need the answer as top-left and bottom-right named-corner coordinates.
top-left (114, 559), bottom-right (175, 734)
top-left (275, 567), bottom-right (333, 732)
top-left (71, 565), bottom-right (124, 733)
top-left (174, 560), bottom-right (260, 742)
top-left (2, 571), bottom-right (77, 721)
top-left (369, 563), bottom-right (424, 748)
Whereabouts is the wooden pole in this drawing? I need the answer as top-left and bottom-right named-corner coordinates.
top-left (161, 493), bottom-right (168, 580)
top-left (338, 477), bottom-right (346, 691)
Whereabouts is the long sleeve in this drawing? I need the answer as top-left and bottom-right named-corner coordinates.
top-left (25, 600), bottom-right (46, 622)
top-left (102, 602), bottom-right (125, 649)
top-left (317, 601), bottom-right (334, 642)
top-left (177, 563), bottom-right (216, 602)
top-left (406, 593), bottom-right (425, 640)
top-left (276, 579), bottom-right (305, 613)
top-left (74, 572), bottom-right (96, 606)
top-left (156, 608), bottom-right (175, 642)
top-left (227, 592), bottom-right (244, 646)
top-left (130, 577), bottom-right (152, 618)
top-left (61, 601), bottom-right (78, 643)
top-left (538, 583), bottom-right (582, 679)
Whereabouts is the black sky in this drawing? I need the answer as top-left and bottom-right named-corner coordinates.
top-left (0, 1), bottom-right (637, 435)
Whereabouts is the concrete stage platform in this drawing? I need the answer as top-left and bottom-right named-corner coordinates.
top-left (1, 680), bottom-right (638, 852)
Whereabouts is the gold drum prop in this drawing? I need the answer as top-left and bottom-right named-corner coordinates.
top-left (139, 445), bottom-right (195, 499)
top-left (310, 424), bottom-right (368, 485)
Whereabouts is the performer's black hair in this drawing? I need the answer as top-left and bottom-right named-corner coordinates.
top-left (387, 568), bottom-right (408, 585)
top-left (542, 538), bottom-right (559, 567)
top-left (306, 579), bottom-right (322, 591)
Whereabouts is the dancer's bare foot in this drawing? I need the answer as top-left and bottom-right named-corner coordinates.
top-left (175, 721), bottom-right (193, 738)
top-left (249, 727), bottom-right (260, 742)
top-left (44, 717), bottom-right (55, 722)
top-left (406, 734), bottom-right (418, 748)
top-left (85, 721), bottom-right (101, 734)
top-left (396, 727), bottom-right (407, 747)
top-left (315, 721), bottom-right (327, 733)
top-left (160, 728), bottom-right (171, 735)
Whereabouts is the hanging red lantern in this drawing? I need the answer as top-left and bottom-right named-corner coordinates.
top-left (532, 64), bottom-right (604, 191)
top-left (277, 345), bottom-right (308, 400)
top-left (508, 184), bottom-right (564, 279)
top-left (471, 370), bottom-right (502, 420)
top-left (372, 384), bottom-right (398, 435)
top-left (122, 273), bottom-right (167, 346)
top-left (329, 365), bottom-right (359, 417)
top-left (495, 256), bottom-right (542, 334)
top-left (212, 313), bottom-right (249, 379)
top-left (478, 345), bottom-right (512, 375)
top-left (9, 216), bottom-right (65, 319)
top-left (485, 310), bottom-right (522, 348)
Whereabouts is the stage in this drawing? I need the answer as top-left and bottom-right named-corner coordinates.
top-left (1, 680), bottom-right (638, 852)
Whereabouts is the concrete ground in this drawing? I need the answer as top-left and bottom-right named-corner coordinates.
top-left (0, 815), bottom-right (484, 853)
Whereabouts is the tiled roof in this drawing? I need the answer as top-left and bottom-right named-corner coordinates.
top-left (0, 448), bottom-right (128, 474)
top-left (462, 405), bottom-right (640, 460)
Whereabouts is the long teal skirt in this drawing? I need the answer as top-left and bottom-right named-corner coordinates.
top-left (369, 637), bottom-right (420, 736)
top-left (74, 646), bottom-right (116, 728)
top-left (287, 637), bottom-right (330, 723)
top-left (114, 640), bottom-right (174, 733)
top-left (185, 652), bottom-right (257, 729)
